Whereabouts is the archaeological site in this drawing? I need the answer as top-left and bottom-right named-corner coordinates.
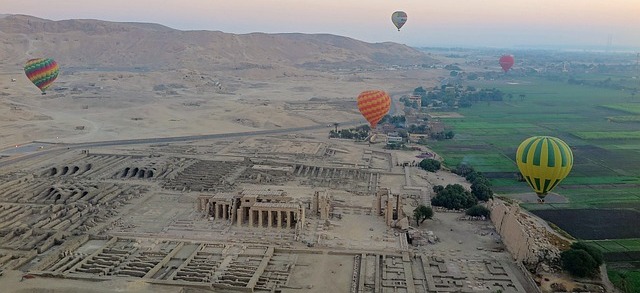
top-left (0, 132), bottom-right (568, 293)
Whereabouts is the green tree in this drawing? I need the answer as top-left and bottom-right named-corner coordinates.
top-left (454, 163), bottom-right (475, 177)
top-left (561, 249), bottom-right (599, 278)
top-left (571, 242), bottom-right (603, 267)
top-left (445, 131), bottom-right (455, 139)
top-left (431, 184), bottom-right (477, 210)
top-left (471, 181), bottom-right (493, 201)
top-left (419, 159), bottom-right (441, 172)
top-left (466, 205), bottom-right (490, 217)
top-left (413, 205), bottom-right (434, 226)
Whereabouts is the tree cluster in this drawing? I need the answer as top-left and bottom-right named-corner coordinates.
top-left (560, 242), bottom-right (603, 278)
top-left (380, 115), bottom-right (406, 126)
top-left (568, 77), bottom-right (638, 92)
top-left (400, 96), bottom-right (419, 109)
top-left (384, 143), bottom-right (408, 150)
top-left (430, 184), bottom-right (477, 210)
top-left (444, 64), bottom-right (462, 71)
top-left (465, 205), bottom-right (490, 217)
top-left (458, 88), bottom-right (504, 108)
top-left (413, 204), bottom-right (433, 226)
top-left (430, 131), bottom-right (455, 140)
top-left (418, 159), bottom-right (441, 172)
top-left (408, 124), bottom-right (428, 134)
top-left (329, 125), bottom-right (369, 140)
top-left (454, 163), bottom-right (494, 201)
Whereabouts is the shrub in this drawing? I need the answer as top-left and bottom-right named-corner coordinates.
top-left (466, 205), bottom-right (490, 217)
top-left (419, 159), bottom-right (441, 172)
top-left (561, 248), bottom-right (599, 278)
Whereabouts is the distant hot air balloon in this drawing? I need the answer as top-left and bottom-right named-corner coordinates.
top-left (357, 90), bottom-right (391, 130)
top-left (499, 54), bottom-right (515, 72)
top-left (516, 136), bottom-right (573, 202)
top-left (391, 11), bottom-right (408, 31)
top-left (24, 58), bottom-right (59, 95)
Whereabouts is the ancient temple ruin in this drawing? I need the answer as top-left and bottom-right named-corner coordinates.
top-left (197, 189), bottom-right (306, 231)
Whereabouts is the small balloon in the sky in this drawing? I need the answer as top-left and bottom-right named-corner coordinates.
top-left (391, 11), bottom-right (408, 31)
top-left (499, 54), bottom-right (515, 72)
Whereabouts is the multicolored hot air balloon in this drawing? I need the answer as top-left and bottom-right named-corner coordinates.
top-left (357, 90), bottom-right (391, 129)
top-left (516, 136), bottom-right (573, 202)
top-left (24, 58), bottom-right (59, 94)
top-left (391, 11), bottom-right (408, 31)
top-left (499, 54), bottom-right (515, 72)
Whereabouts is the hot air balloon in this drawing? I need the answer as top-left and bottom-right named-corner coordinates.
top-left (391, 11), bottom-right (408, 31)
top-left (516, 136), bottom-right (573, 202)
top-left (499, 54), bottom-right (514, 72)
top-left (357, 90), bottom-right (391, 130)
top-left (24, 58), bottom-right (59, 95)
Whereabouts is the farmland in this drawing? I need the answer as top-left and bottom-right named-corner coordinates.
top-left (428, 77), bottom-right (640, 212)
top-left (587, 239), bottom-right (640, 293)
top-left (425, 75), bottom-right (640, 284)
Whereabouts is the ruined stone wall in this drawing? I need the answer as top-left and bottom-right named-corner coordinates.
top-left (33, 234), bottom-right (90, 271)
top-left (489, 199), bottom-right (561, 266)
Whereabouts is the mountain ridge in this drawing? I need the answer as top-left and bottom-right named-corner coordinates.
top-left (0, 14), bottom-right (435, 71)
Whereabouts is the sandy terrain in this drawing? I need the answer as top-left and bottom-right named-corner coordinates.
top-left (0, 15), bottom-right (563, 293)
top-left (0, 67), bottom-right (444, 150)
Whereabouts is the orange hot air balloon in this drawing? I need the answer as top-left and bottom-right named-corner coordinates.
top-left (357, 90), bottom-right (391, 129)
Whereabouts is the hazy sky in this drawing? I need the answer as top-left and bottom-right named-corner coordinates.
top-left (3, 0), bottom-right (640, 49)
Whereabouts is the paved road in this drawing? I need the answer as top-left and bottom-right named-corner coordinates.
top-left (0, 119), bottom-right (364, 168)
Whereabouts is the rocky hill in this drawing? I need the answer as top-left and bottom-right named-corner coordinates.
top-left (0, 14), bottom-right (435, 71)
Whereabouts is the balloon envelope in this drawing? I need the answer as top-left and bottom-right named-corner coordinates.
top-left (516, 136), bottom-right (573, 200)
top-left (24, 58), bottom-right (59, 93)
top-left (357, 90), bottom-right (391, 129)
top-left (499, 55), bottom-right (514, 72)
top-left (391, 11), bottom-right (408, 31)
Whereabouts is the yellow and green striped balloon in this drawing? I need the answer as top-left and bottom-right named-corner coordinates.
top-left (516, 136), bottom-right (573, 200)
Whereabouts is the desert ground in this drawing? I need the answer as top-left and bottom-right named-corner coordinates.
top-left (0, 66), bottom-right (447, 149)
top-left (0, 16), bottom-right (584, 293)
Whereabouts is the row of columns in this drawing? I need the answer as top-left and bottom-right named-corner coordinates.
top-left (200, 197), bottom-right (302, 229)
top-left (212, 203), bottom-right (232, 220)
top-left (248, 209), bottom-right (296, 229)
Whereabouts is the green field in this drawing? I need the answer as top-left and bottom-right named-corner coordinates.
top-left (587, 239), bottom-right (640, 293)
top-left (587, 239), bottom-right (640, 253)
top-left (428, 77), bottom-right (640, 211)
top-left (426, 76), bottom-right (640, 292)
top-left (608, 270), bottom-right (640, 293)
top-left (602, 103), bottom-right (640, 115)
top-left (607, 116), bottom-right (640, 123)
top-left (573, 131), bottom-right (640, 140)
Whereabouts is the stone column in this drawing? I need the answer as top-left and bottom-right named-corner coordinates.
top-left (268, 210), bottom-right (273, 228)
top-left (386, 196), bottom-right (394, 226)
top-left (214, 203), bottom-right (219, 219)
top-left (312, 192), bottom-right (319, 215)
top-left (237, 208), bottom-right (243, 227)
top-left (375, 191), bottom-right (382, 215)
top-left (258, 210), bottom-right (263, 228)
top-left (287, 211), bottom-right (292, 229)
top-left (277, 211), bottom-right (283, 229)
top-left (249, 209), bottom-right (254, 228)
